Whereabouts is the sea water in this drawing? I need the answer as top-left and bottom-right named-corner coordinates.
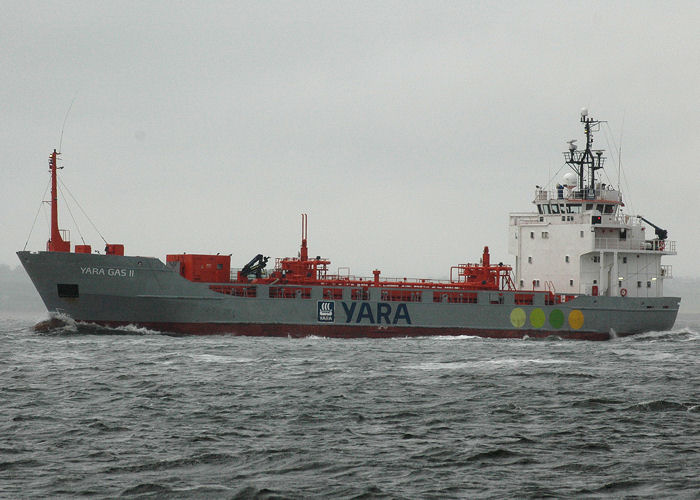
top-left (1, 313), bottom-right (698, 499)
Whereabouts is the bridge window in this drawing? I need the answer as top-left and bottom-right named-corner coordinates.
top-left (551, 204), bottom-right (560, 214)
top-left (604, 205), bottom-right (614, 214)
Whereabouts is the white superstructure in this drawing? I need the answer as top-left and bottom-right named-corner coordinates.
top-left (508, 110), bottom-right (676, 299)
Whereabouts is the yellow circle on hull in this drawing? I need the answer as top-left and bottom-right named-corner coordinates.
top-left (568, 309), bottom-right (584, 330)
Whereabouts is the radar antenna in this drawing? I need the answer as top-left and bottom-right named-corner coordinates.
top-left (564, 109), bottom-right (607, 199)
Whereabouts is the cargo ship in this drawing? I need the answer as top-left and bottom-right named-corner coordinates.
top-left (18, 110), bottom-right (680, 340)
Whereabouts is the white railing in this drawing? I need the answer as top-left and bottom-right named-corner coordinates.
top-left (594, 238), bottom-right (677, 253)
top-left (534, 187), bottom-right (622, 203)
top-left (510, 214), bottom-right (542, 225)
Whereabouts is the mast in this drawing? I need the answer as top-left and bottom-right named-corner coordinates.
top-left (47, 149), bottom-right (70, 252)
top-left (300, 213), bottom-right (308, 261)
top-left (565, 109), bottom-right (605, 199)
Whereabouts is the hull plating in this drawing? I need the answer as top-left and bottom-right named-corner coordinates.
top-left (18, 251), bottom-right (680, 340)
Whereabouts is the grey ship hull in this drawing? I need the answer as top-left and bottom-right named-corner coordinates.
top-left (18, 251), bottom-right (680, 340)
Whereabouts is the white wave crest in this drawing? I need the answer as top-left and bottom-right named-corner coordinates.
top-left (111, 324), bottom-right (163, 335)
top-left (408, 358), bottom-right (578, 371)
top-left (190, 354), bottom-right (255, 364)
top-left (627, 327), bottom-right (699, 342)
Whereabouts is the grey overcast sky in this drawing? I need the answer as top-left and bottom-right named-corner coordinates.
top-left (2, 1), bottom-right (699, 278)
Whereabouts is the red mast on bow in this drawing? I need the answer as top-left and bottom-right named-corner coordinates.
top-left (47, 149), bottom-right (70, 252)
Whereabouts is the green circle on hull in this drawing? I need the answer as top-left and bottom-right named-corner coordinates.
top-left (510, 308), bottom-right (526, 327)
top-left (530, 308), bottom-right (545, 328)
top-left (549, 309), bottom-right (565, 328)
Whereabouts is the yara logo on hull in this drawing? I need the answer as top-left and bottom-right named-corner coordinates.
top-left (317, 301), bottom-right (335, 322)
top-left (341, 302), bottom-right (411, 325)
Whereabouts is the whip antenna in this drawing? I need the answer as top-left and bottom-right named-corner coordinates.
top-left (59, 93), bottom-right (77, 153)
top-left (618, 110), bottom-right (625, 190)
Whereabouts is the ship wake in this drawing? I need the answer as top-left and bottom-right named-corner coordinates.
top-left (626, 327), bottom-right (698, 343)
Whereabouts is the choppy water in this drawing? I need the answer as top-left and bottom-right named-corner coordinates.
top-left (1, 313), bottom-right (698, 499)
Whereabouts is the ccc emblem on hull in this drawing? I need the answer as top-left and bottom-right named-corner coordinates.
top-left (317, 301), bottom-right (335, 322)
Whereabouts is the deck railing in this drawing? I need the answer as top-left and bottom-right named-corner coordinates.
top-left (594, 238), bottom-right (677, 253)
top-left (534, 187), bottom-right (622, 203)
